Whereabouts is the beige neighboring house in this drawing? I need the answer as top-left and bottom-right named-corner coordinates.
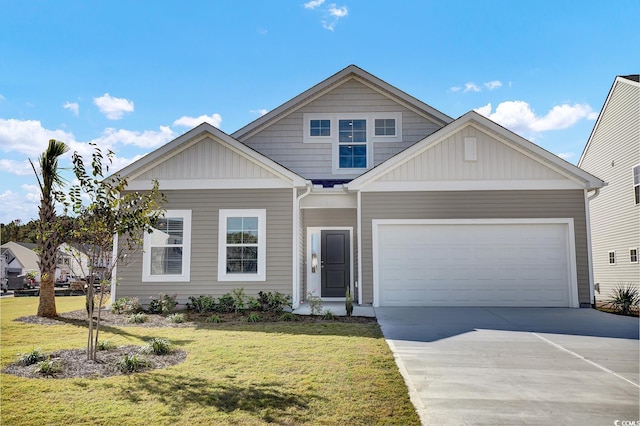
top-left (56, 243), bottom-right (92, 282)
top-left (113, 65), bottom-right (604, 308)
top-left (578, 75), bottom-right (640, 304)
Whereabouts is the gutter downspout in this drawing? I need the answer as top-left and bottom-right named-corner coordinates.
top-left (293, 182), bottom-right (312, 308)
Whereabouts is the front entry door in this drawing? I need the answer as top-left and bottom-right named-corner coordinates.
top-left (321, 230), bottom-right (350, 297)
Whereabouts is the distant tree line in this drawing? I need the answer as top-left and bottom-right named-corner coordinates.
top-left (1, 219), bottom-right (39, 245)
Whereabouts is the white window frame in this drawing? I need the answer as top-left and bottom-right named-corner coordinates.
top-left (218, 209), bottom-right (266, 282)
top-left (633, 164), bottom-right (640, 205)
top-left (630, 248), bottom-right (638, 263)
top-left (608, 251), bottom-right (616, 265)
top-left (142, 209), bottom-right (192, 282)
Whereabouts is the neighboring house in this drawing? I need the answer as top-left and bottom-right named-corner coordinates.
top-left (56, 243), bottom-right (93, 282)
top-left (0, 242), bottom-right (39, 289)
top-left (578, 75), bottom-right (640, 304)
top-left (113, 65), bottom-right (604, 308)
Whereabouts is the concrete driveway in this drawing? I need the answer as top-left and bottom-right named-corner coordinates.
top-left (375, 307), bottom-right (640, 425)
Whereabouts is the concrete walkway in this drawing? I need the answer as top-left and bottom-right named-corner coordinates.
top-left (375, 307), bottom-right (640, 425)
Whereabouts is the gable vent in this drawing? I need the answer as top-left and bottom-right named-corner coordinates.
top-left (464, 137), bottom-right (477, 161)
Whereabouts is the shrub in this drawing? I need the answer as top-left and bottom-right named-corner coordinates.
top-left (216, 293), bottom-right (235, 313)
top-left (167, 313), bottom-right (187, 324)
top-left (257, 291), bottom-right (292, 313)
top-left (306, 292), bottom-right (323, 315)
top-left (126, 313), bottom-right (149, 324)
top-left (323, 309), bottom-right (337, 320)
top-left (206, 314), bottom-right (223, 323)
top-left (141, 337), bottom-right (174, 355)
top-left (110, 297), bottom-right (142, 315)
top-left (17, 348), bottom-right (46, 366)
top-left (187, 295), bottom-right (216, 313)
top-left (148, 293), bottom-right (177, 314)
top-left (279, 312), bottom-right (297, 322)
top-left (231, 288), bottom-right (246, 313)
top-left (605, 283), bottom-right (640, 316)
top-left (247, 296), bottom-right (262, 311)
top-left (345, 288), bottom-right (353, 317)
top-left (246, 312), bottom-right (261, 323)
top-left (116, 353), bottom-right (150, 373)
top-left (97, 340), bottom-right (117, 351)
top-left (37, 359), bottom-right (63, 376)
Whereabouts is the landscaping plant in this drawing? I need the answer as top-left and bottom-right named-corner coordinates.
top-left (605, 283), bottom-right (640, 316)
top-left (345, 287), bottom-right (353, 317)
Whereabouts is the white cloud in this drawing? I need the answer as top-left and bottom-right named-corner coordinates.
top-left (0, 159), bottom-right (32, 176)
top-left (464, 83), bottom-right (481, 93)
top-left (304, 0), bottom-right (325, 9)
top-left (0, 94), bottom-right (5, 101)
top-left (484, 81), bottom-right (502, 90)
top-left (173, 113), bottom-right (222, 128)
top-left (328, 4), bottom-right (348, 17)
top-left (556, 152), bottom-right (574, 160)
top-left (108, 153), bottom-right (147, 173)
top-left (92, 126), bottom-right (176, 149)
top-left (93, 93), bottom-right (134, 120)
top-left (0, 118), bottom-right (76, 157)
top-left (250, 109), bottom-right (269, 117)
top-left (450, 86), bottom-right (462, 92)
top-left (474, 101), bottom-right (596, 134)
top-left (63, 101), bottom-right (79, 116)
top-left (0, 190), bottom-right (39, 224)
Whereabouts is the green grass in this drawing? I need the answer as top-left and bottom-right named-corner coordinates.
top-left (1, 296), bottom-right (419, 425)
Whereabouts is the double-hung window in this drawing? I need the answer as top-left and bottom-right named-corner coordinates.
top-left (633, 165), bottom-right (639, 205)
top-left (218, 209), bottom-right (266, 281)
top-left (338, 119), bottom-right (367, 169)
top-left (143, 210), bottom-right (191, 282)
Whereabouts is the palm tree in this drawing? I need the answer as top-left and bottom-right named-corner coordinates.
top-left (30, 139), bottom-right (69, 317)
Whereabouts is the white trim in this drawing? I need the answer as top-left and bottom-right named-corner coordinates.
top-left (608, 250), bottom-right (616, 265)
top-left (584, 189), bottom-right (595, 305)
top-left (371, 218), bottom-right (580, 308)
top-left (142, 210), bottom-right (192, 283)
top-left (299, 192), bottom-right (357, 209)
top-left (218, 209), bottom-right (267, 282)
top-left (356, 191), bottom-right (363, 305)
top-left (127, 178), bottom-right (292, 191)
top-left (303, 114), bottom-right (334, 143)
top-left (306, 227), bottom-right (354, 300)
top-left (362, 179), bottom-right (585, 192)
top-left (629, 248), bottom-right (639, 264)
top-left (292, 189), bottom-right (299, 307)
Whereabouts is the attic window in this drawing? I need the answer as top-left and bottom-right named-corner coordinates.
top-left (464, 137), bottom-right (477, 161)
top-left (310, 119), bottom-right (331, 137)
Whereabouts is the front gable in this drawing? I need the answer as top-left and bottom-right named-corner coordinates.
top-left (349, 112), bottom-right (604, 192)
top-left (119, 124), bottom-right (306, 191)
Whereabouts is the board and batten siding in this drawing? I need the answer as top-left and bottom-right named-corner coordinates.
top-left (359, 190), bottom-right (590, 305)
top-left (136, 136), bottom-right (279, 181)
top-left (241, 79), bottom-right (443, 180)
top-left (116, 188), bottom-right (294, 305)
top-left (579, 78), bottom-right (640, 302)
top-left (301, 208), bottom-right (358, 299)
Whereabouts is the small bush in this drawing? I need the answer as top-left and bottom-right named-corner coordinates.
top-left (116, 353), bottom-right (150, 374)
top-left (323, 309), bottom-right (337, 320)
top-left (17, 348), bottom-right (47, 366)
top-left (231, 288), bottom-right (246, 313)
top-left (167, 313), bottom-right (187, 324)
top-left (141, 337), bottom-right (174, 355)
top-left (97, 340), bottom-right (117, 351)
top-left (258, 291), bottom-right (292, 313)
top-left (247, 296), bottom-right (262, 311)
top-left (306, 292), bottom-right (323, 315)
top-left (110, 297), bottom-right (142, 315)
top-left (216, 293), bottom-right (235, 313)
top-left (246, 313), bottom-right (261, 323)
top-left (605, 283), bottom-right (640, 316)
top-left (206, 314), bottom-right (223, 323)
top-left (187, 295), bottom-right (216, 313)
top-left (148, 293), bottom-right (177, 314)
top-left (345, 288), bottom-right (353, 317)
top-left (279, 312), bottom-right (297, 322)
top-left (37, 359), bottom-right (63, 376)
top-left (126, 313), bottom-right (149, 324)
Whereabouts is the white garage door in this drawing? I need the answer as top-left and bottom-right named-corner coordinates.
top-left (374, 220), bottom-right (576, 307)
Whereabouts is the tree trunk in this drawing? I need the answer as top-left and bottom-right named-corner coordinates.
top-left (37, 272), bottom-right (57, 317)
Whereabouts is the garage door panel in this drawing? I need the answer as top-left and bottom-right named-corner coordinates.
top-left (377, 222), bottom-right (572, 307)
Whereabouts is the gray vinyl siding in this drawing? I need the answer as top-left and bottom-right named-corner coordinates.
top-left (301, 209), bottom-right (358, 299)
top-left (116, 188), bottom-right (293, 305)
top-left (579, 78), bottom-right (640, 302)
top-left (241, 79), bottom-right (443, 180)
top-left (360, 190), bottom-right (590, 305)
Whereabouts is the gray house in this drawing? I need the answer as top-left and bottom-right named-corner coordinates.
top-left (578, 75), bottom-right (640, 304)
top-left (113, 65), bottom-right (604, 308)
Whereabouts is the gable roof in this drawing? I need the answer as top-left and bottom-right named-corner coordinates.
top-left (348, 111), bottom-right (605, 191)
top-left (232, 64), bottom-right (453, 141)
top-left (115, 123), bottom-right (307, 188)
top-left (578, 75), bottom-right (640, 167)
top-left (0, 242), bottom-right (39, 271)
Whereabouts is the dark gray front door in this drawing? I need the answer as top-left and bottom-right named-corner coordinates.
top-left (321, 230), bottom-right (350, 297)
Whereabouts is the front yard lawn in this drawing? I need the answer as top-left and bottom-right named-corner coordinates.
top-left (1, 296), bottom-right (419, 425)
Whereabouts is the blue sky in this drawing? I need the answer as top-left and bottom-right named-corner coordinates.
top-left (1, 0), bottom-right (638, 225)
